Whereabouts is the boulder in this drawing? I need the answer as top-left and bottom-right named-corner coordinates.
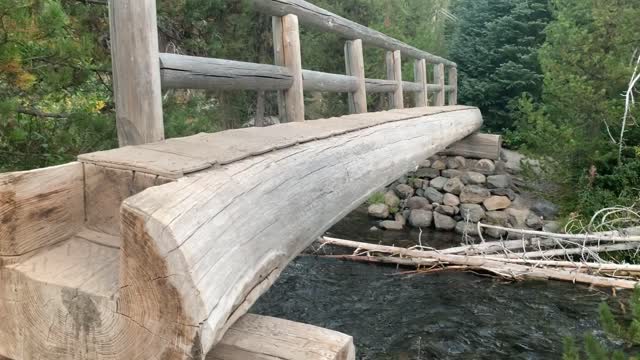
top-left (442, 169), bottom-right (463, 178)
top-left (486, 174), bottom-right (511, 189)
top-left (409, 178), bottom-right (425, 189)
top-left (395, 184), bottom-right (414, 199)
top-left (474, 159), bottom-right (496, 175)
top-left (406, 196), bottom-right (431, 210)
top-left (424, 187), bottom-right (444, 204)
top-left (485, 227), bottom-right (506, 239)
top-left (531, 199), bottom-right (559, 219)
top-left (409, 209), bottom-right (433, 228)
top-left (395, 213), bottom-right (406, 226)
top-left (443, 193), bottom-right (460, 207)
top-left (455, 221), bottom-right (480, 236)
top-left (506, 208), bottom-right (530, 228)
top-left (384, 191), bottom-right (400, 209)
top-left (430, 176), bottom-right (448, 190)
top-left (483, 196), bottom-right (511, 211)
top-left (419, 159), bottom-right (431, 168)
top-left (435, 205), bottom-right (457, 216)
top-left (431, 159), bottom-right (447, 170)
top-left (461, 171), bottom-right (486, 185)
top-left (459, 185), bottom-right (491, 204)
top-left (415, 167), bottom-right (440, 179)
top-left (526, 213), bottom-right (544, 230)
top-left (543, 221), bottom-right (561, 233)
top-left (485, 211), bottom-right (509, 226)
top-left (416, 189), bottom-right (425, 197)
top-left (434, 212), bottom-right (457, 231)
top-left (443, 177), bottom-right (464, 195)
top-left (379, 220), bottom-right (404, 230)
top-left (398, 175), bottom-right (408, 184)
top-left (368, 203), bottom-right (390, 219)
top-left (459, 203), bottom-right (485, 222)
top-left (446, 156), bottom-right (466, 169)
top-left (490, 188), bottom-right (517, 201)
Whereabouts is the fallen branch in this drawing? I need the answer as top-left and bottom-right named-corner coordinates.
top-left (478, 223), bottom-right (640, 242)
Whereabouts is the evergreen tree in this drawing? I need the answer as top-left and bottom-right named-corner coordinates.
top-left (448, 0), bottom-right (551, 132)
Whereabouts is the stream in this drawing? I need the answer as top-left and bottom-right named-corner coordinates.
top-left (251, 205), bottom-right (625, 359)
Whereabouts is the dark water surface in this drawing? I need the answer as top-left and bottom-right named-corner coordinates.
top-left (252, 206), bottom-right (624, 359)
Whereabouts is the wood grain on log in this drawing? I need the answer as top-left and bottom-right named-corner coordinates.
top-left (344, 39), bottom-right (367, 113)
top-left (440, 133), bottom-right (502, 160)
top-left (282, 14), bottom-right (305, 122)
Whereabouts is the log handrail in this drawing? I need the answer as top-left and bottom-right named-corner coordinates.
top-left (109, 0), bottom-right (458, 145)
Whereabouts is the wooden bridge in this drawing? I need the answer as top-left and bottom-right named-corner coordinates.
top-left (0, 0), bottom-right (483, 359)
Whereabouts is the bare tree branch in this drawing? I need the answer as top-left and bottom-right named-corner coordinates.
top-left (16, 107), bottom-right (70, 119)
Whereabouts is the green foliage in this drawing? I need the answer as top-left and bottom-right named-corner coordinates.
top-left (367, 192), bottom-right (386, 205)
top-left (448, 0), bottom-right (551, 132)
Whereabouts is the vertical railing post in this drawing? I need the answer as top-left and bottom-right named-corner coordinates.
top-left (344, 39), bottom-right (367, 114)
top-left (280, 14), bottom-right (305, 122)
top-left (414, 59), bottom-right (428, 107)
top-left (386, 50), bottom-right (404, 109)
top-left (272, 16), bottom-right (287, 123)
top-left (108, 0), bottom-right (164, 146)
top-left (448, 66), bottom-right (458, 105)
top-left (434, 63), bottom-right (445, 106)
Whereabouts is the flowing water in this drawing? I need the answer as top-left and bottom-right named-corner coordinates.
top-left (251, 205), bottom-right (625, 359)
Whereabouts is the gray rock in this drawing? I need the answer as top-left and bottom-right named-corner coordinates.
top-left (526, 213), bottom-right (544, 230)
top-left (459, 186), bottom-right (491, 204)
top-left (395, 213), bottom-right (406, 226)
top-left (483, 196), bottom-right (512, 211)
top-left (474, 159), bottom-right (496, 175)
top-left (415, 167), bottom-right (440, 179)
top-left (531, 199), bottom-right (559, 219)
top-left (398, 175), bottom-right (408, 184)
top-left (446, 156), bottom-right (466, 169)
top-left (419, 159), bottom-right (431, 168)
top-left (431, 159), bottom-right (447, 170)
top-left (543, 221), bottom-right (561, 233)
top-left (442, 169), bottom-right (463, 178)
top-left (485, 211), bottom-right (509, 226)
top-left (406, 196), bottom-right (431, 210)
top-left (369, 226), bottom-right (379, 232)
top-left (384, 191), bottom-right (400, 209)
top-left (424, 187), bottom-right (444, 204)
top-left (443, 177), bottom-right (464, 195)
top-left (490, 188), bottom-right (517, 201)
top-left (487, 174), bottom-right (512, 189)
top-left (409, 178), bottom-right (425, 189)
top-left (455, 221), bottom-right (480, 236)
top-left (459, 204), bottom-right (485, 222)
top-left (485, 227), bottom-right (506, 239)
top-left (379, 220), bottom-right (404, 231)
top-left (435, 205), bottom-right (457, 216)
top-left (506, 208), bottom-right (530, 228)
top-left (395, 184), bottom-right (414, 199)
top-left (443, 193), bottom-right (460, 207)
top-left (416, 189), bottom-right (425, 197)
top-left (409, 209), bottom-right (433, 228)
top-left (461, 171), bottom-right (486, 185)
top-left (434, 212), bottom-right (457, 231)
top-left (430, 176), bottom-right (448, 190)
top-left (368, 203), bottom-right (390, 219)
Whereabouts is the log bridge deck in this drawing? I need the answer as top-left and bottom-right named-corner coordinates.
top-left (0, 1), bottom-right (484, 359)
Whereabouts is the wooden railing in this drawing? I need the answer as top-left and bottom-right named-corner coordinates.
top-left (108, 0), bottom-right (458, 146)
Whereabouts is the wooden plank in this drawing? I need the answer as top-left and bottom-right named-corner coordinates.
top-left (440, 133), bottom-right (502, 160)
top-left (108, 0), bottom-right (164, 146)
top-left (282, 14), bottom-right (305, 122)
top-left (344, 39), bottom-right (367, 113)
top-left (401, 81), bottom-right (422, 93)
top-left (0, 162), bottom-right (84, 257)
top-left (207, 314), bottom-right (355, 360)
top-left (160, 53), bottom-right (293, 91)
top-left (273, 16), bottom-right (287, 123)
top-left (414, 59), bottom-right (428, 107)
top-left (448, 66), bottom-right (458, 105)
top-left (386, 51), bottom-right (403, 109)
top-left (303, 70), bottom-right (357, 93)
top-left (248, 0), bottom-right (455, 66)
top-left (434, 63), bottom-right (445, 106)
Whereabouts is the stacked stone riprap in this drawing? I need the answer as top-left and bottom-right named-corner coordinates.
top-left (367, 151), bottom-right (555, 238)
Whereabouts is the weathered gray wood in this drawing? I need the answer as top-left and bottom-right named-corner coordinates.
top-left (434, 63), bottom-right (445, 106)
top-left (207, 314), bottom-right (355, 360)
top-left (386, 50), bottom-right (403, 109)
top-left (414, 59), bottom-right (428, 107)
top-left (248, 0), bottom-right (455, 67)
top-left (448, 66), bottom-right (458, 105)
top-left (303, 70), bottom-right (357, 92)
top-left (108, 0), bottom-right (164, 146)
top-left (273, 16), bottom-right (287, 122)
top-left (282, 14), bottom-right (305, 122)
top-left (440, 133), bottom-right (502, 160)
top-left (160, 53), bottom-right (293, 91)
top-left (344, 39), bottom-right (367, 113)
top-left (402, 81), bottom-right (422, 93)
top-left (366, 78), bottom-right (396, 93)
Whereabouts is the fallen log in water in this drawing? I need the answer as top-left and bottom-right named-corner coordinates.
top-left (318, 237), bottom-right (639, 289)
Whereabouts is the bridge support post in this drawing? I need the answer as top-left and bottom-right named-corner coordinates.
top-left (108, 0), bottom-right (165, 146)
top-left (279, 14), bottom-right (305, 122)
top-left (448, 66), bottom-right (458, 105)
top-left (272, 16), bottom-right (288, 123)
top-left (386, 50), bottom-right (404, 109)
top-left (414, 59), bottom-right (428, 107)
top-left (434, 63), bottom-right (446, 106)
top-left (344, 39), bottom-right (367, 114)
